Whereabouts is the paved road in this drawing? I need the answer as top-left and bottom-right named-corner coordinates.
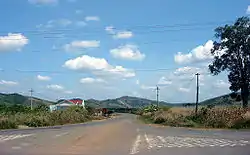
top-left (0, 114), bottom-right (250, 155)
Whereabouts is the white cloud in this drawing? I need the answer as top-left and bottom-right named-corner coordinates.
top-left (80, 77), bottom-right (106, 84)
top-left (141, 85), bottom-right (155, 90)
top-left (85, 16), bottom-right (100, 21)
top-left (214, 80), bottom-right (230, 88)
top-left (158, 77), bottom-right (172, 85)
top-left (64, 55), bottom-right (109, 70)
top-left (94, 66), bottom-right (135, 78)
top-left (113, 31), bottom-right (133, 39)
top-left (174, 40), bottom-right (214, 64)
top-left (105, 26), bottom-right (115, 34)
top-left (247, 5), bottom-right (250, 14)
top-left (47, 84), bottom-right (64, 91)
top-left (136, 80), bottom-right (140, 85)
top-left (37, 75), bottom-right (51, 81)
top-left (37, 19), bottom-right (72, 29)
top-left (63, 55), bottom-right (135, 78)
top-left (28, 0), bottom-right (58, 4)
top-left (64, 90), bottom-right (73, 94)
top-left (179, 87), bottom-right (190, 93)
top-left (110, 44), bottom-right (145, 61)
top-left (75, 10), bottom-right (83, 14)
top-left (0, 33), bottom-right (28, 52)
top-left (0, 80), bottom-right (18, 86)
top-left (75, 21), bottom-right (86, 27)
top-left (63, 40), bottom-right (100, 52)
top-left (174, 66), bottom-right (201, 76)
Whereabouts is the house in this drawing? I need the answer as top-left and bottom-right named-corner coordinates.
top-left (49, 98), bottom-right (85, 112)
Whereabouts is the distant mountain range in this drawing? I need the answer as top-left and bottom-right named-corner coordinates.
top-left (0, 92), bottom-right (247, 108)
top-left (0, 93), bottom-right (54, 107)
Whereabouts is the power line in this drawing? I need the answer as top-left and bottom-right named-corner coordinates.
top-left (0, 68), bottom-right (214, 75)
top-left (0, 20), bottom-right (233, 40)
top-left (1, 67), bottom-right (180, 74)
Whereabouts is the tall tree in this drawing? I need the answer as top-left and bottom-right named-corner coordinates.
top-left (209, 17), bottom-right (250, 108)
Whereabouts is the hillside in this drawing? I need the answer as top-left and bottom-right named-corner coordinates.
top-left (0, 93), bottom-right (54, 106)
top-left (1, 92), bottom-right (249, 109)
top-left (199, 92), bottom-right (250, 106)
top-left (85, 96), bottom-right (172, 109)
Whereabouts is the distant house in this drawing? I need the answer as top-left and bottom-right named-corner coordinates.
top-left (49, 98), bottom-right (85, 112)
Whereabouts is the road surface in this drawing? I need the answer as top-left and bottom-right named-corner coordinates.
top-left (0, 114), bottom-right (250, 155)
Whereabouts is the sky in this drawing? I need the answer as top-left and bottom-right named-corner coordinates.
top-left (0, 0), bottom-right (249, 103)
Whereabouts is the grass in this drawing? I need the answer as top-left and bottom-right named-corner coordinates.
top-left (139, 106), bottom-right (250, 129)
top-left (0, 105), bottom-right (103, 129)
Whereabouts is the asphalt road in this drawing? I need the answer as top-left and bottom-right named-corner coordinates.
top-left (0, 114), bottom-right (250, 155)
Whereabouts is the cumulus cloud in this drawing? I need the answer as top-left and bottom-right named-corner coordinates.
top-left (46, 84), bottom-right (72, 94)
top-left (37, 75), bottom-right (51, 81)
top-left (113, 31), bottom-right (133, 39)
top-left (110, 44), bottom-right (145, 61)
top-left (75, 21), bottom-right (86, 27)
top-left (38, 19), bottom-right (72, 28)
top-left (63, 55), bottom-right (135, 78)
top-left (64, 55), bottom-right (109, 70)
top-left (158, 77), bottom-right (172, 85)
top-left (47, 84), bottom-right (64, 91)
top-left (247, 5), bottom-right (250, 14)
top-left (174, 40), bottom-right (214, 64)
top-left (64, 90), bottom-right (73, 94)
top-left (141, 85), bottom-right (155, 90)
top-left (179, 87), bottom-right (190, 93)
top-left (85, 16), bottom-right (100, 21)
top-left (93, 66), bottom-right (135, 78)
top-left (0, 33), bottom-right (28, 52)
top-left (80, 77), bottom-right (106, 84)
top-left (136, 80), bottom-right (140, 85)
top-left (75, 10), bottom-right (83, 14)
top-left (63, 40), bottom-right (100, 52)
top-left (28, 0), bottom-right (58, 4)
top-left (214, 80), bottom-right (230, 88)
top-left (174, 66), bottom-right (202, 76)
top-left (105, 26), bottom-right (115, 34)
top-left (0, 80), bottom-right (18, 86)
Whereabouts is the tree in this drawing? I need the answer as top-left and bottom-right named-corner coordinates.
top-left (209, 17), bottom-right (250, 108)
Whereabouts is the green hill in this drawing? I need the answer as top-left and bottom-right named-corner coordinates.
top-left (85, 96), bottom-right (172, 109)
top-left (1, 92), bottom-right (249, 109)
top-left (0, 93), bottom-right (54, 106)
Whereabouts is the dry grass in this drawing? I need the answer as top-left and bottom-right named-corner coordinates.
top-left (141, 106), bottom-right (250, 129)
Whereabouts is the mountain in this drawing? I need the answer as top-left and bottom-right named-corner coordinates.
top-left (85, 96), bottom-right (172, 109)
top-left (0, 93), bottom-right (54, 106)
top-left (1, 92), bottom-right (248, 109)
top-left (199, 92), bottom-right (250, 106)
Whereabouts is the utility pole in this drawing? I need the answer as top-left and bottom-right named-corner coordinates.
top-left (156, 86), bottom-right (160, 108)
top-left (29, 88), bottom-right (34, 110)
top-left (195, 73), bottom-right (200, 115)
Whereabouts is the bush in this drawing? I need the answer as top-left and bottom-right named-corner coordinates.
top-left (140, 107), bottom-right (250, 129)
top-left (0, 105), bottom-right (99, 129)
top-left (0, 119), bottom-right (18, 129)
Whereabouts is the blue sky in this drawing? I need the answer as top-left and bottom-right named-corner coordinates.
top-left (0, 0), bottom-right (249, 102)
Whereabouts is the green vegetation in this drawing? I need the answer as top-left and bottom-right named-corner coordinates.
top-left (0, 93), bottom-right (54, 107)
top-left (0, 104), bottom-right (101, 130)
top-left (209, 16), bottom-right (250, 108)
top-left (139, 106), bottom-right (250, 129)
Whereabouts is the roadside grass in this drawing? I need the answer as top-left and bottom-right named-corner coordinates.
top-left (139, 106), bottom-right (250, 129)
top-left (0, 105), bottom-right (103, 129)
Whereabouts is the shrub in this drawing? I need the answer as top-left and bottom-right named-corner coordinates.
top-left (0, 105), bottom-right (97, 129)
top-left (140, 107), bottom-right (250, 129)
top-left (0, 119), bottom-right (18, 129)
